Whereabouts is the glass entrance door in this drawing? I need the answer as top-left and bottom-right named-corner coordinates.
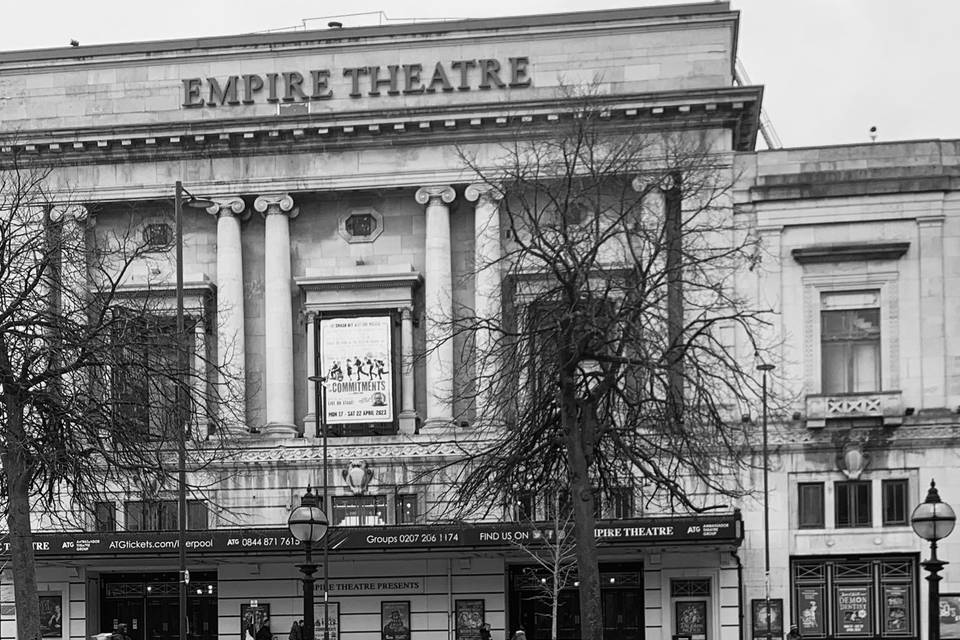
top-left (100, 572), bottom-right (217, 640)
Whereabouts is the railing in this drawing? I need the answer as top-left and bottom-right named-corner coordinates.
top-left (805, 391), bottom-right (903, 428)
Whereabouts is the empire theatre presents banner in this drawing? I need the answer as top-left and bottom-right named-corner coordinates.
top-left (320, 316), bottom-right (394, 423)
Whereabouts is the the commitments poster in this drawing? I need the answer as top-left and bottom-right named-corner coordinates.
top-left (320, 316), bottom-right (393, 424)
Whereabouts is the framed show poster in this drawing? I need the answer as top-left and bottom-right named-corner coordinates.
top-left (382, 601), bottom-right (412, 640)
top-left (315, 601), bottom-right (341, 640)
top-left (881, 584), bottom-right (912, 635)
top-left (835, 586), bottom-right (873, 636)
top-left (751, 599), bottom-right (784, 639)
top-left (456, 599), bottom-right (485, 640)
top-left (796, 586), bottom-right (826, 637)
top-left (675, 601), bottom-right (708, 640)
top-left (319, 315), bottom-right (395, 424)
top-left (940, 593), bottom-right (960, 639)
top-left (38, 592), bottom-right (63, 638)
top-left (240, 603), bottom-right (270, 640)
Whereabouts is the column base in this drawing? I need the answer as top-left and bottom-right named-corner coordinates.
top-left (262, 422), bottom-right (299, 438)
top-left (398, 411), bottom-right (419, 435)
top-left (420, 417), bottom-right (453, 433)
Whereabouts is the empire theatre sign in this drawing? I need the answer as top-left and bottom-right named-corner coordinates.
top-left (182, 56), bottom-right (532, 107)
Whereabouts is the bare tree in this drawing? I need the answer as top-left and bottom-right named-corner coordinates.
top-left (0, 150), bottom-right (242, 640)
top-left (437, 87), bottom-right (772, 640)
top-left (509, 486), bottom-right (578, 640)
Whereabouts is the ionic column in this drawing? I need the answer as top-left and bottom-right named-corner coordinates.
top-left (415, 185), bottom-right (456, 431)
top-left (303, 310), bottom-right (318, 436)
top-left (465, 184), bottom-right (503, 427)
top-left (255, 193), bottom-right (299, 438)
top-left (398, 306), bottom-right (417, 434)
top-left (206, 197), bottom-right (248, 435)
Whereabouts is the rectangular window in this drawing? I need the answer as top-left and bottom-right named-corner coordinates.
top-left (882, 480), bottom-right (909, 526)
top-left (124, 501), bottom-right (147, 531)
top-left (514, 491), bottom-right (536, 522)
top-left (608, 487), bottom-right (634, 520)
top-left (124, 500), bottom-right (204, 531)
top-left (112, 311), bottom-right (193, 439)
top-left (835, 481), bottom-right (872, 528)
top-left (396, 494), bottom-right (418, 524)
top-left (94, 502), bottom-right (116, 532)
top-left (798, 483), bottom-right (825, 529)
top-left (820, 292), bottom-right (881, 393)
top-left (188, 500), bottom-right (209, 530)
top-left (331, 495), bottom-right (387, 526)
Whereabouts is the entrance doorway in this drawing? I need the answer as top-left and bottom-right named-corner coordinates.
top-left (508, 563), bottom-right (643, 640)
top-left (100, 572), bottom-right (217, 640)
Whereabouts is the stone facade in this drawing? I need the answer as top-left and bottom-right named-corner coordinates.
top-left (0, 4), bottom-right (957, 640)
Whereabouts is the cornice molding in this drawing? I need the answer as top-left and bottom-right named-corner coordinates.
top-left (0, 86), bottom-right (763, 164)
top-left (791, 242), bottom-right (910, 265)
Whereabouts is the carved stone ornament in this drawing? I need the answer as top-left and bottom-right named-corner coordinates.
top-left (342, 459), bottom-right (374, 495)
top-left (49, 204), bottom-right (89, 223)
top-left (414, 185), bottom-right (455, 206)
top-left (464, 183), bottom-right (503, 204)
top-left (254, 193), bottom-right (298, 218)
top-left (205, 196), bottom-right (248, 219)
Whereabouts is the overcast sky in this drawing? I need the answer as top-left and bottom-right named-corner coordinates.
top-left (4, 0), bottom-right (957, 149)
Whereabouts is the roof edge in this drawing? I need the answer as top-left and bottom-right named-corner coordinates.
top-left (0, 3), bottom-right (733, 63)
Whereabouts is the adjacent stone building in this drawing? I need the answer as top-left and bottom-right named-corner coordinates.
top-left (0, 3), bottom-right (957, 640)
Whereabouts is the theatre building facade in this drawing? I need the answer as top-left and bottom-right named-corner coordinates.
top-left (1, 3), bottom-right (959, 640)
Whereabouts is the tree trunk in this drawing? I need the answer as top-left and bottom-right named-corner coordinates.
top-left (560, 371), bottom-right (602, 640)
top-left (2, 402), bottom-right (42, 640)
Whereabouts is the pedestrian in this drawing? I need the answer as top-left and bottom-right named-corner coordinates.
top-left (289, 619), bottom-right (303, 640)
top-left (480, 622), bottom-right (492, 640)
top-left (786, 626), bottom-right (801, 640)
top-left (511, 629), bottom-right (526, 640)
top-left (256, 618), bottom-right (272, 640)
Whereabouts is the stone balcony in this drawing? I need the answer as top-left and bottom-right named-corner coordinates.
top-left (805, 391), bottom-right (904, 428)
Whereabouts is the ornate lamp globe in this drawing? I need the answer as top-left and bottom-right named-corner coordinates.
top-left (911, 480), bottom-right (956, 542)
top-left (288, 486), bottom-right (329, 543)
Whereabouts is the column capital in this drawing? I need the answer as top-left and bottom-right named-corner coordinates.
top-left (631, 174), bottom-right (676, 194)
top-left (254, 193), bottom-right (299, 218)
top-left (465, 183), bottom-right (503, 205)
top-left (415, 185), bottom-right (455, 206)
top-left (301, 308), bottom-right (318, 325)
top-left (206, 196), bottom-right (249, 220)
top-left (49, 204), bottom-right (89, 223)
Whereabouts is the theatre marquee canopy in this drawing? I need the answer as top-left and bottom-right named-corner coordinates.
top-left (6, 513), bottom-right (741, 559)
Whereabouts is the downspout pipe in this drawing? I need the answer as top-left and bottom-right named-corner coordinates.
top-left (732, 549), bottom-right (744, 640)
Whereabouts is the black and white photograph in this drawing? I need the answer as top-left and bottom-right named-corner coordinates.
top-left (1, 1), bottom-right (958, 640)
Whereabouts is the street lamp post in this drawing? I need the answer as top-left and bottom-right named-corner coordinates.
top-left (173, 181), bottom-right (214, 640)
top-left (288, 487), bottom-right (330, 640)
top-left (757, 362), bottom-right (775, 640)
top-left (911, 480), bottom-right (956, 640)
top-left (308, 372), bottom-right (330, 640)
